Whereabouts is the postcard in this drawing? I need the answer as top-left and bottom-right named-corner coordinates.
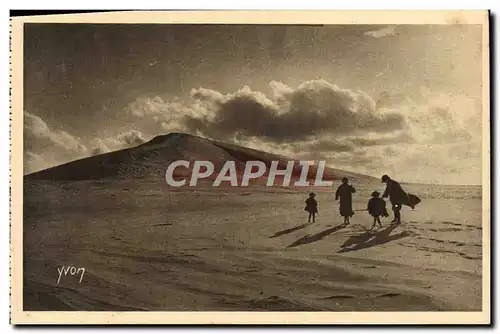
top-left (9, 10), bottom-right (490, 325)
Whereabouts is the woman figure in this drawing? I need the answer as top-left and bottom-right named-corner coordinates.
top-left (335, 177), bottom-right (356, 225)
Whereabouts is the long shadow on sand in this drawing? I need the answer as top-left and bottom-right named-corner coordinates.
top-left (287, 224), bottom-right (346, 248)
top-left (270, 222), bottom-right (312, 238)
top-left (338, 224), bottom-right (410, 253)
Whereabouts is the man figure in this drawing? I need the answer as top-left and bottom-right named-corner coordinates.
top-left (381, 174), bottom-right (406, 224)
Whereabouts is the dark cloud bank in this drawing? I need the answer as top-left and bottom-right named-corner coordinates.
top-left (184, 80), bottom-right (406, 144)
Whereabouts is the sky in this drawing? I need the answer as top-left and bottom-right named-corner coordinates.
top-left (23, 23), bottom-right (484, 185)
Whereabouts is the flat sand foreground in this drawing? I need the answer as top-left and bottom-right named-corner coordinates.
top-left (22, 180), bottom-right (482, 311)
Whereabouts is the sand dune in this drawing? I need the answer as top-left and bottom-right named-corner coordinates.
top-left (22, 133), bottom-right (482, 312)
top-left (25, 132), bottom-right (373, 183)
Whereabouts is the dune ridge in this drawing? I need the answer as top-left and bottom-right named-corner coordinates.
top-left (25, 132), bottom-right (375, 183)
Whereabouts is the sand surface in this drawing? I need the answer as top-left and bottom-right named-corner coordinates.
top-left (22, 179), bottom-right (482, 311)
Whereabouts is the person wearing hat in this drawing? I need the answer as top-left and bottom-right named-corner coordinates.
top-left (367, 190), bottom-right (389, 229)
top-left (304, 192), bottom-right (319, 223)
top-left (381, 174), bottom-right (406, 224)
top-left (335, 177), bottom-right (356, 226)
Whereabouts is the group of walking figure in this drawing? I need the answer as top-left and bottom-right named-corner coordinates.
top-left (304, 174), bottom-right (421, 229)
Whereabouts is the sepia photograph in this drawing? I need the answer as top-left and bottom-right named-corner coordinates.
top-left (9, 10), bottom-right (490, 324)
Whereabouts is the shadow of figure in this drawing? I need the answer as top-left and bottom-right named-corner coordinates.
top-left (287, 224), bottom-right (346, 248)
top-left (270, 223), bottom-right (311, 238)
top-left (338, 224), bottom-right (410, 253)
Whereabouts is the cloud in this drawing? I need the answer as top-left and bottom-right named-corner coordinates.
top-left (374, 91), bottom-right (409, 109)
top-left (89, 130), bottom-right (147, 155)
top-left (364, 26), bottom-right (396, 38)
top-left (357, 91), bottom-right (482, 184)
top-left (24, 111), bottom-right (149, 174)
top-left (126, 95), bottom-right (210, 136)
top-left (90, 139), bottom-right (110, 156)
top-left (24, 151), bottom-right (46, 174)
top-left (118, 130), bottom-right (146, 146)
top-left (305, 139), bottom-right (355, 153)
top-left (328, 137), bottom-right (482, 185)
top-left (377, 142), bottom-right (481, 185)
top-left (127, 96), bottom-right (169, 118)
top-left (24, 111), bottom-right (88, 156)
top-left (348, 131), bottom-right (414, 147)
top-left (24, 111), bottom-right (89, 173)
top-left (183, 80), bottom-right (406, 143)
top-left (383, 145), bottom-right (400, 157)
top-left (399, 92), bottom-right (481, 144)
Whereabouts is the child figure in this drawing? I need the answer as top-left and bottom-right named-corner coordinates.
top-left (335, 177), bottom-right (356, 226)
top-left (367, 191), bottom-right (389, 229)
top-left (304, 192), bottom-right (318, 223)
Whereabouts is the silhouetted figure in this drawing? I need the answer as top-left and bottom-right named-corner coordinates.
top-left (367, 191), bottom-right (389, 229)
top-left (335, 177), bottom-right (355, 225)
top-left (304, 192), bottom-right (318, 223)
top-left (381, 174), bottom-right (406, 224)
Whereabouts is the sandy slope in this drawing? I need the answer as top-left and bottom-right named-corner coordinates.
top-left (22, 179), bottom-right (482, 311)
top-left (25, 133), bottom-right (374, 183)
